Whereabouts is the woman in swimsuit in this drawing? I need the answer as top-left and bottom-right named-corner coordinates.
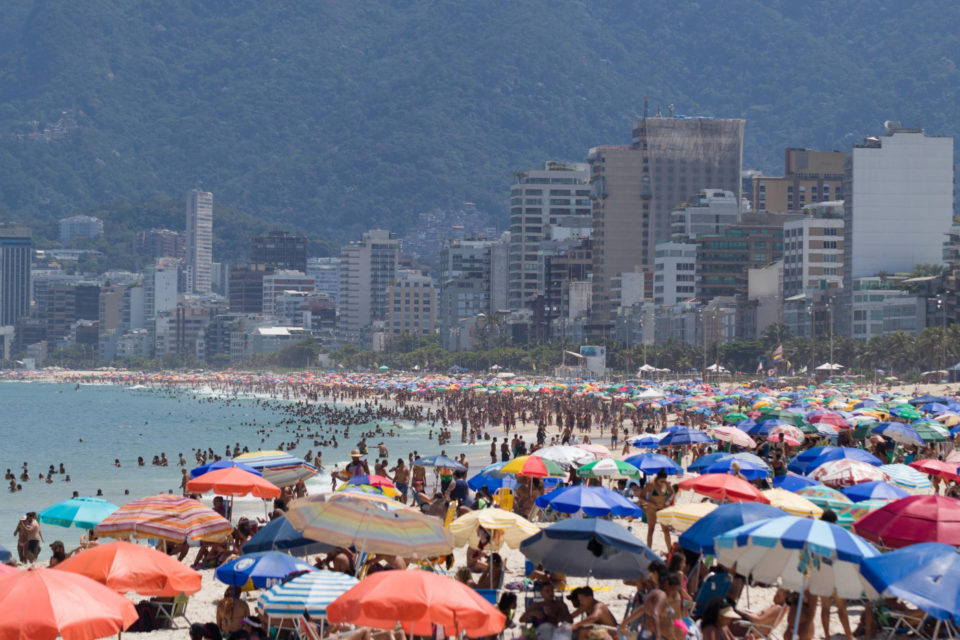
top-left (641, 470), bottom-right (675, 550)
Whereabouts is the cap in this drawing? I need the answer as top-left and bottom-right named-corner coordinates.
top-left (350, 449), bottom-right (361, 457)
top-left (718, 606), bottom-right (741, 620)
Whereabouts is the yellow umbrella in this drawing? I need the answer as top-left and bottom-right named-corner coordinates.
top-left (761, 489), bottom-right (823, 518)
top-left (656, 503), bottom-right (717, 532)
top-left (448, 508), bottom-right (540, 549)
top-left (935, 413), bottom-right (960, 427)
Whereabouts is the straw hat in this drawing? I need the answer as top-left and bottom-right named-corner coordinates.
top-left (350, 449), bottom-right (361, 457)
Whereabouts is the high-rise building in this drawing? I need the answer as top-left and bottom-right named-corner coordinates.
top-left (751, 148), bottom-right (845, 212)
top-left (590, 115), bottom-right (744, 332)
top-left (670, 189), bottom-right (740, 240)
top-left (306, 257), bottom-right (341, 305)
top-left (59, 215), bottom-right (103, 244)
top-left (262, 270), bottom-right (315, 318)
top-left (251, 231), bottom-right (308, 273)
top-left (0, 225), bottom-right (32, 326)
top-left (135, 229), bottom-right (185, 261)
top-left (338, 230), bottom-right (399, 345)
top-left (653, 241), bottom-right (698, 306)
top-left (143, 263), bottom-right (179, 320)
top-left (185, 189), bottom-right (213, 294)
top-left (387, 271), bottom-right (436, 338)
top-left (229, 264), bottom-right (272, 313)
top-left (508, 162), bottom-right (591, 310)
top-left (782, 202), bottom-right (844, 298)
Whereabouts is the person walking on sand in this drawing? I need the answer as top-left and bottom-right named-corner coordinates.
top-left (14, 511), bottom-right (43, 563)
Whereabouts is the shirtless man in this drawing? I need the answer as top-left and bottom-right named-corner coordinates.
top-left (390, 459), bottom-right (410, 503)
top-left (571, 586), bottom-right (618, 639)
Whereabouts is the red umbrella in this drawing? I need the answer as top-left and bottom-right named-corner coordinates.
top-left (908, 459), bottom-right (960, 483)
top-left (54, 540), bottom-right (202, 596)
top-left (854, 495), bottom-right (960, 549)
top-left (0, 567), bottom-right (138, 640)
top-left (326, 569), bottom-right (506, 638)
top-left (678, 474), bottom-right (770, 504)
top-left (809, 412), bottom-right (851, 429)
top-left (186, 466), bottom-right (282, 499)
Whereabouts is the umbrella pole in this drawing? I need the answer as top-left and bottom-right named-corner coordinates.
top-left (791, 574), bottom-right (807, 640)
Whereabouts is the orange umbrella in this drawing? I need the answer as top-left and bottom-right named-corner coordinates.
top-left (186, 466), bottom-right (282, 499)
top-left (678, 474), bottom-right (770, 504)
top-left (326, 569), bottom-right (505, 638)
top-left (0, 567), bottom-right (138, 640)
top-left (54, 540), bottom-right (202, 597)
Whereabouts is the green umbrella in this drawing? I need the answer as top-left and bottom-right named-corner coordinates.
top-left (913, 423), bottom-right (948, 442)
top-left (724, 412), bottom-right (749, 424)
top-left (760, 408), bottom-right (805, 427)
top-left (576, 459), bottom-right (642, 480)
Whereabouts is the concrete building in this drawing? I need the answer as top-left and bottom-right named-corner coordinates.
top-left (782, 202), bottom-right (844, 297)
top-left (251, 231), bottom-right (308, 273)
top-left (747, 261), bottom-right (784, 340)
top-left (508, 162), bottom-right (590, 310)
top-left (387, 271), bottom-right (436, 338)
top-left (751, 148), bottom-right (845, 212)
top-left (438, 236), bottom-right (510, 349)
top-left (654, 242), bottom-right (698, 306)
top-left (670, 189), bottom-right (740, 240)
top-left (262, 271), bottom-right (315, 318)
top-left (135, 229), bottom-right (184, 261)
top-left (338, 230), bottom-right (399, 345)
top-left (538, 239), bottom-right (593, 341)
top-left (0, 224), bottom-right (32, 327)
top-left (306, 257), bottom-right (341, 305)
top-left (590, 115), bottom-right (744, 333)
top-left (185, 189), bottom-right (214, 294)
top-left (59, 215), bottom-right (103, 244)
top-left (851, 277), bottom-right (927, 340)
top-left (143, 263), bottom-right (179, 320)
top-left (229, 264), bottom-right (271, 313)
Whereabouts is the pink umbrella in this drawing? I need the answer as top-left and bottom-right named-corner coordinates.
top-left (767, 434), bottom-right (801, 447)
top-left (810, 459), bottom-right (890, 489)
top-left (574, 443), bottom-right (611, 458)
top-left (707, 426), bottom-right (756, 449)
top-left (768, 425), bottom-right (806, 442)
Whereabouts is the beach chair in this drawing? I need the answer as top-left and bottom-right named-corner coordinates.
top-left (296, 615), bottom-right (322, 640)
top-left (692, 571), bottom-right (732, 618)
top-left (153, 592), bottom-right (190, 629)
top-left (733, 604), bottom-right (787, 639)
top-left (494, 488), bottom-right (514, 511)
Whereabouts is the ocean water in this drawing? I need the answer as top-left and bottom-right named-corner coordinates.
top-left (0, 381), bottom-right (474, 555)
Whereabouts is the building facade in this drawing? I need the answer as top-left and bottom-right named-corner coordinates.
top-left (653, 241), bottom-right (698, 306)
top-left (262, 270), bottom-right (315, 318)
top-left (338, 230), bottom-right (399, 345)
top-left (670, 189), bottom-right (740, 240)
top-left (185, 189), bottom-right (214, 294)
top-left (751, 148), bottom-right (845, 212)
top-left (0, 225), bottom-right (32, 326)
top-left (782, 202), bottom-right (844, 297)
top-left (59, 215), bottom-right (103, 244)
top-left (251, 231), bottom-right (308, 273)
top-left (387, 271), bottom-right (436, 337)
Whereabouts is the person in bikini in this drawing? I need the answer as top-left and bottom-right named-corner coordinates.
top-left (640, 470), bottom-right (675, 550)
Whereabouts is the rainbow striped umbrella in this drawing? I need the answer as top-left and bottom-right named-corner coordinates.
top-left (233, 450), bottom-right (318, 487)
top-left (285, 493), bottom-right (453, 557)
top-left (500, 455), bottom-right (566, 478)
top-left (94, 494), bottom-right (232, 543)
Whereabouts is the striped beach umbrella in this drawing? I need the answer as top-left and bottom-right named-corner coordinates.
top-left (796, 485), bottom-right (853, 512)
top-left (499, 455), bottom-right (566, 478)
top-left (809, 459), bottom-right (890, 489)
top-left (879, 463), bottom-right (932, 490)
top-left (576, 458), bottom-right (641, 480)
top-left (94, 494), bottom-right (232, 544)
top-left (233, 450), bottom-right (318, 487)
top-left (285, 493), bottom-right (453, 557)
top-left (258, 570), bottom-right (359, 619)
top-left (448, 508), bottom-right (539, 549)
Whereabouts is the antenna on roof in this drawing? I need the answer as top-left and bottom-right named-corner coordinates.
top-left (643, 96), bottom-right (649, 119)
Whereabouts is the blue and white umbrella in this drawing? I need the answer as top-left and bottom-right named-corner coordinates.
top-left (535, 485), bottom-right (641, 518)
top-left (715, 515), bottom-right (878, 599)
top-left (658, 427), bottom-right (713, 447)
top-left (624, 453), bottom-right (683, 475)
top-left (702, 458), bottom-right (770, 481)
top-left (871, 422), bottom-right (924, 447)
top-left (258, 570), bottom-right (359, 619)
top-left (880, 463), bottom-right (933, 490)
top-left (216, 551), bottom-right (316, 589)
top-left (628, 433), bottom-right (666, 449)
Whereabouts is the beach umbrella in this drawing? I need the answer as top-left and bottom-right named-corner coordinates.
top-left (795, 485), bottom-right (853, 513)
top-left (871, 422), bottom-right (924, 447)
top-left (576, 443), bottom-right (612, 458)
top-left (242, 515), bottom-right (335, 557)
top-left (656, 503), bottom-right (718, 533)
top-left (624, 453), bottom-right (683, 475)
top-left (627, 433), bottom-right (666, 449)
top-left (186, 466), bottom-right (281, 499)
top-left (808, 412), bottom-right (850, 429)
top-left (53, 540), bottom-right (202, 596)
top-left (326, 569), bottom-right (506, 638)
top-left (707, 426), bottom-right (756, 448)
top-left (789, 446), bottom-right (883, 474)
top-left (768, 424), bottom-right (806, 442)
top-left (535, 485), bottom-right (641, 517)
top-left (860, 543), bottom-right (960, 632)
top-left (38, 497), bottom-right (119, 530)
top-left (0, 545), bottom-right (9, 563)
top-left (809, 459), bottom-right (890, 489)
top-left (0, 567), bottom-right (139, 640)
top-left (520, 518), bottom-right (660, 580)
top-left (658, 427), bottom-right (713, 447)
top-left (679, 502), bottom-right (786, 554)
top-left (343, 474), bottom-right (397, 492)
top-left (880, 463), bottom-right (933, 490)
top-left (761, 489), bottom-right (824, 519)
top-left (0, 566), bottom-right (15, 576)
top-left (724, 412), bottom-right (749, 424)
top-left (772, 473), bottom-right (821, 492)
top-left (576, 458), bottom-right (641, 480)
top-left (686, 451), bottom-right (732, 474)
top-left (677, 474), bottom-right (770, 504)
top-left (715, 515), bottom-right (878, 599)
top-left (216, 551), bottom-right (316, 589)
top-left (908, 394), bottom-right (951, 406)
top-left (466, 466), bottom-right (517, 492)
top-left (257, 570), bottom-right (359, 620)
top-left (285, 493), bottom-right (453, 557)
top-left (854, 495), bottom-right (960, 549)
top-left (233, 450), bottom-right (318, 487)
top-left (532, 445), bottom-right (595, 469)
top-left (702, 457), bottom-right (770, 481)
top-left (189, 459), bottom-right (262, 478)
top-left (909, 459), bottom-right (960, 482)
top-left (448, 508), bottom-right (539, 549)
top-left (499, 455), bottom-right (565, 478)
top-left (841, 481), bottom-right (909, 503)
top-left (412, 454), bottom-right (468, 471)
top-left (95, 494), bottom-right (232, 544)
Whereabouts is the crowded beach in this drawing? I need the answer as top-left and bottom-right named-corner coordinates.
top-left (2, 368), bottom-right (960, 640)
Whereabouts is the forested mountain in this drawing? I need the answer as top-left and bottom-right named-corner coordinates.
top-left (1, 0), bottom-right (959, 254)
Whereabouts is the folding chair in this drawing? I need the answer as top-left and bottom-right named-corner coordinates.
top-left (733, 604), bottom-right (787, 639)
top-left (153, 592), bottom-right (191, 629)
top-left (296, 615), bottom-right (323, 640)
